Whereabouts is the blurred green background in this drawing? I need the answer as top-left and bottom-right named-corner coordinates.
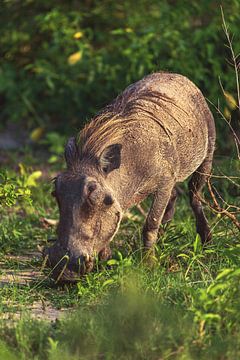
top-left (0, 0), bottom-right (239, 146)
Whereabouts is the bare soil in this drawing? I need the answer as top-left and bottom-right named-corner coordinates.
top-left (0, 253), bottom-right (69, 322)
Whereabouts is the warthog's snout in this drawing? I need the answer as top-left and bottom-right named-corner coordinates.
top-left (43, 243), bottom-right (94, 283)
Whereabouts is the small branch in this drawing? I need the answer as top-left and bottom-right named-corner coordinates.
top-left (197, 177), bottom-right (240, 231)
top-left (207, 97), bottom-right (240, 159)
top-left (207, 178), bottom-right (220, 210)
top-left (221, 6), bottom-right (240, 110)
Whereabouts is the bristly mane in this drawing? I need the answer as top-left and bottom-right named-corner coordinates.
top-left (77, 86), bottom-right (187, 158)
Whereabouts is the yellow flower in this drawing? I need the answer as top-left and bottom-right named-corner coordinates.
top-left (73, 31), bottom-right (83, 39)
top-left (30, 127), bottom-right (44, 142)
top-left (68, 51), bottom-right (82, 65)
top-left (223, 107), bottom-right (231, 120)
top-left (224, 91), bottom-right (237, 110)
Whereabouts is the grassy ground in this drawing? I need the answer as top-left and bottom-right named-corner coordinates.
top-left (0, 147), bottom-right (239, 359)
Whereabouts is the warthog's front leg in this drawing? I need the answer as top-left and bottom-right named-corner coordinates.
top-left (143, 181), bottom-right (175, 250)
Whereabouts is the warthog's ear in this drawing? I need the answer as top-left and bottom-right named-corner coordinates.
top-left (65, 137), bottom-right (79, 168)
top-left (99, 144), bottom-right (122, 174)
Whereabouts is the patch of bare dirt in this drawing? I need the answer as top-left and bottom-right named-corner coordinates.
top-left (1, 301), bottom-right (69, 322)
top-left (0, 253), bottom-right (43, 285)
top-left (0, 269), bottom-right (43, 286)
top-left (0, 252), bottom-right (70, 322)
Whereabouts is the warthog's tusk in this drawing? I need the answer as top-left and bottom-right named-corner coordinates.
top-left (84, 253), bottom-right (90, 262)
top-left (43, 218), bottom-right (59, 226)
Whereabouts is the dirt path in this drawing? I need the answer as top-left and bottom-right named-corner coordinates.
top-left (0, 253), bottom-right (69, 322)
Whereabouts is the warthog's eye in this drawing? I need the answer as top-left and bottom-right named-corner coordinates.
top-left (87, 182), bottom-right (97, 194)
top-left (103, 194), bottom-right (114, 206)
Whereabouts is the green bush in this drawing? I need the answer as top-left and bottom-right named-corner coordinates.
top-left (193, 265), bottom-right (240, 332)
top-left (0, 0), bottom-right (239, 142)
top-left (0, 170), bottom-right (31, 207)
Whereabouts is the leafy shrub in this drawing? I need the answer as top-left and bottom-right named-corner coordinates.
top-left (0, 171), bottom-right (31, 207)
top-left (0, 166), bottom-right (43, 252)
top-left (0, 163), bottom-right (44, 208)
top-left (193, 265), bottom-right (240, 333)
top-left (41, 132), bottom-right (67, 164)
top-left (0, 0), bottom-right (239, 146)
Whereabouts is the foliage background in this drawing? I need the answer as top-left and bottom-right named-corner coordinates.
top-left (0, 0), bottom-right (239, 143)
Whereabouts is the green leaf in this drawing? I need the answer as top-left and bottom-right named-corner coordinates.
top-left (107, 259), bottom-right (119, 266)
top-left (193, 234), bottom-right (202, 254)
top-left (102, 279), bottom-right (115, 288)
top-left (177, 253), bottom-right (189, 259)
top-left (25, 171), bottom-right (42, 187)
top-left (216, 268), bottom-right (233, 281)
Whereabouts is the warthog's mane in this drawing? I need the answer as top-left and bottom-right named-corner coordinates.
top-left (77, 88), bottom-right (188, 158)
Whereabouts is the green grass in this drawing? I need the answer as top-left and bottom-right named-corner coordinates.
top-left (0, 150), bottom-right (240, 359)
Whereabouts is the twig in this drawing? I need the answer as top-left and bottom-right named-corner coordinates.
top-left (207, 98), bottom-right (240, 158)
top-left (197, 178), bottom-right (240, 231)
top-left (221, 6), bottom-right (240, 111)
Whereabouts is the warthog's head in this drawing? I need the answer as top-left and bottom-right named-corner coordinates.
top-left (44, 137), bottom-right (122, 282)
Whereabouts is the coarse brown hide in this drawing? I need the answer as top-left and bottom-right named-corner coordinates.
top-left (45, 72), bottom-right (216, 282)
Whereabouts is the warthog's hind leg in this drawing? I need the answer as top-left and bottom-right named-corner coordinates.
top-left (188, 157), bottom-right (213, 244)
top-left (162, 187), bottom-right (178, 224)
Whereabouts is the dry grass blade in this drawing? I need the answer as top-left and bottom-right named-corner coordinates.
top-left (55, 255), bottom-right (70, 283)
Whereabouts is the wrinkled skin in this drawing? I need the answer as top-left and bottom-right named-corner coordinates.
top-left (44, 72), bottom-right (216, 282)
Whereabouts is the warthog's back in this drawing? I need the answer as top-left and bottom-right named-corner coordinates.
top-left (79, 72), bottom-right (215, 201)
top-left (124, 72), bottom-right (214, 180)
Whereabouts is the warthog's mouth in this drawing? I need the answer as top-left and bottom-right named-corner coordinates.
top-left (42, 242), bottom-right (95, 283)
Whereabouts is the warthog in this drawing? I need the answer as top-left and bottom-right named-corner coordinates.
top-left (45, 72), bottom-right (216, 282)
